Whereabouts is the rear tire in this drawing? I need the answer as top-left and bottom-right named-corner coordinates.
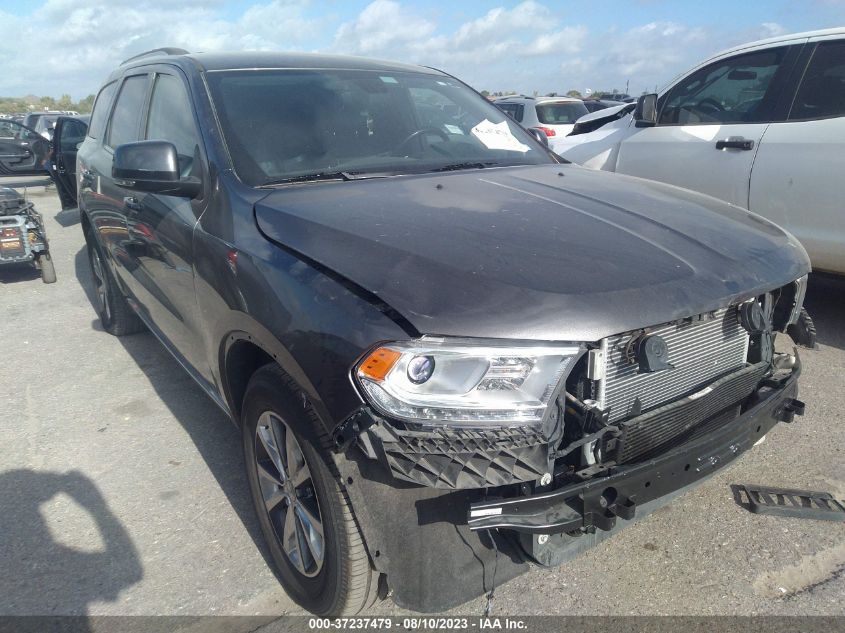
top-left (38, 253), bottom-right (56, 284)
top-left (84, 231), bottom-right (145, 336)
top-left (242, 364), bottom-right (378, 615)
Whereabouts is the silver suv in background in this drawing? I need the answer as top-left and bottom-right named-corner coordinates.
top-left (495, 95), bottom-right (588, 139)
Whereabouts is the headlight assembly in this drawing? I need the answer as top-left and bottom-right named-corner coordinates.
top-left (354, 338), bottom-right (581, 427)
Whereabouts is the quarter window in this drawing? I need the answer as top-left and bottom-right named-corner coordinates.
top-left (497, 103), bottom-right (524, 122)
top-left (106, 75), bottom-right (148, 148)
top-left (659, 47), bottom-right (788, 125)
top-left (87, 81), bottom-right (117, 140)
top-left (789, 41), bottom-right (845, 121)
top-left (146, 74), bottom-right (202, 177)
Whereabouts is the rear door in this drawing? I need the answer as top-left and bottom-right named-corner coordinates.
top-left (750, 37), bottom-right (845, 274)
top-left (52, 116), bottom-right (88, 209)
top-left (0, 120), bottom-right (50, 176)
top-left (616, 44), bottom-right (799, 207)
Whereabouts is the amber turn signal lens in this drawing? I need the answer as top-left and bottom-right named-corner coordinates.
top-left (358, 347), bottom-right (401, 381)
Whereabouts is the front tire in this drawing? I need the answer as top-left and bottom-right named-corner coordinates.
top-left (242, 365), bottom-right (378, 615)
top-left (84, 232), bottom-right (144, 336)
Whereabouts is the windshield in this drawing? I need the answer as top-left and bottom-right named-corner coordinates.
top-left (535, 102), bottom-right (589, 125)
top-left (206, 69), bottom-right (553, 186)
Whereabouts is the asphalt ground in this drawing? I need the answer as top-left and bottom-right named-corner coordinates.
top-left (1, 184), bottom-right (844, 627)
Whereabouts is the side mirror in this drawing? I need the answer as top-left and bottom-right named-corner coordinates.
top-left (112, 140), bottom-right (201, 198)
top-left (527, 127), bottom-right (550, 147)
top-left (634, 93), bottom-right (658, 128)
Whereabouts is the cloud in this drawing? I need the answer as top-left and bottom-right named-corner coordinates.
top-left (0, 0), bottom-right (325, 98)
top-left (0, 1), bottom-right (830, 101)
top-left (333, 1), bottom-right (587, 62)
top-left (333, 0), bottom-right (436, 55)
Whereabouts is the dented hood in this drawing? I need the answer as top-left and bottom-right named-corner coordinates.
top-left (254, 164), bottom-right (809, 341)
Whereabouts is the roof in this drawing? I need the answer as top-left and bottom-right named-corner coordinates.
top-left (710, 27), bottom-right (845, 60)
top-left (494, 95), bottom-right (580, 103)
top-left (535, 96), bottom-right (581, 103)
top-left (119, 49), bottom-right (442, 76)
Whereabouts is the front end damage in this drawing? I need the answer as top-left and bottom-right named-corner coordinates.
top-left (333, 278), bottom-right (813, 612)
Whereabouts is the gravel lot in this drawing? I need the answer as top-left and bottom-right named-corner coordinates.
top-left (1, 185), bottom-right (844, 624)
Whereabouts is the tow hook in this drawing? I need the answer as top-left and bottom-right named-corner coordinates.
top-left (776, 398), bottom-right (806, 423)
top-left (583, 488), bottom-right (637, 531)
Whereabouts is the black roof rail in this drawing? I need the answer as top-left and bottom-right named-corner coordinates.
top-left (120, 47), bottom-right (189, 66)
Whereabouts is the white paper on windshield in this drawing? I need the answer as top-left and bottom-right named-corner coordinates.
top-left (443, 124), bottom-right (464, 135)
top-left (471, 119), bottom-right (530, 152)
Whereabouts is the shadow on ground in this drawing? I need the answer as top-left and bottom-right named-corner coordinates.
top-left (804, 273), bottom-right (845, 350)
top-left (0, 469), bottom-right (142, 630)
top-left (0, 261), bottom-right (42, 284)
top-left (73, 246), bottom-right (271, 568)
top-left (55, 206), bottom-right (81, 228)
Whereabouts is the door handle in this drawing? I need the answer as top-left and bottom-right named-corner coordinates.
top-left (124, 196), bottom-right (142, 214)
top-left (715, 137), bottom-right (754, 151)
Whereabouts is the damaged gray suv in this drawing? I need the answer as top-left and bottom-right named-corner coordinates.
top-left (74, 48), bottom-right (814, 615)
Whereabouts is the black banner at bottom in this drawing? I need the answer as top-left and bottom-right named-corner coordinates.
top-left (1, 616), bottom-right (844, 633)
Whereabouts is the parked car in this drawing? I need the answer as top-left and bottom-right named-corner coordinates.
top-left (595, 92), bottom-right (633, 103)
top-left (495, 95), bottom-right (589, 137)
top-left (555, 27), bottom-right (845, 275)
top-left (581, 98), bottom-right (624, 113)
top-left (22, 111), bottom-right (64, 139)
top-left (69, 48), bottom-right (812, 616)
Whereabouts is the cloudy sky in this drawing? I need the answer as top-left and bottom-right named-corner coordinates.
top-left (1, 0), bottom-right (844, 99)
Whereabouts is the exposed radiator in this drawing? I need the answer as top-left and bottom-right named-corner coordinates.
top-left (597, 307), bottom-right (749, 423)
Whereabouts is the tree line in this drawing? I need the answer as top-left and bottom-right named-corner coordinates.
top-left (0, 94), bottom-right (95, 115)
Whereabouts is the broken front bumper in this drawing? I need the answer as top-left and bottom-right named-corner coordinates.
top-left (468, 360), bottom-right (803, 536)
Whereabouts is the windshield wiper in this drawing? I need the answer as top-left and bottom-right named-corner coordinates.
top-left (260, 172), bottom-right (355, 186)
top-left (260, 170), bottom-right (399, 186)
top-left (429, 161), bottom-right (500, 173)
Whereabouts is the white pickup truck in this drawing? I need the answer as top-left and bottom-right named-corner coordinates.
top-left (553, 27), bottom-right (845, 275)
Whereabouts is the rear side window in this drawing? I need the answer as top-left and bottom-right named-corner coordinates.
top-left (535, 102), bottom-right (589, 124)
top-left (497, 103), bottom-right (524, 122)
top-left (87, 82), bottom-right (117, 140)
top-left (106, 75), bottom-right (149, 148)
top-left (146, 74), bottom-right (202, 177)
top-left (790, 41), bottom-right (845, 121)
top-left (660, 47), bottom-right (789, 125)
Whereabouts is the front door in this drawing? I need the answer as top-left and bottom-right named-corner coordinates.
top-left (616, 45), bottom-right (797, 208)
top-left (52, 117), bottom-right (88, 209)
top-left (123, 69), bottom-right (208, 372)
top-left (0, 120), bottom-right (50, 177)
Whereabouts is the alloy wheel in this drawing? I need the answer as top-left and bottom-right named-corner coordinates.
top-left (89, 248), bottom-right (111, 323)
top-left (254, 411), bottom-right (325, 577)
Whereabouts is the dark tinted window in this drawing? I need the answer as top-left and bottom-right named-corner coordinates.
top-left (59, 119), bottom-right (87, 151)
top-left (0, 120), bottom-right (39, 140)
top-left (497, 103), bottom-right (524, 122)
top-left (146, 74), bottom-right (201, 177)
top-left (790, 41), bottom-right (845, 120)
top-left (660, 47), bottom-right (788, 125)
top-left (106, 75), bottom-right (148, 148)
top-left (535, 101), bottom-right (589, 124)
top-left (88, 82), bottom-right (117, 139)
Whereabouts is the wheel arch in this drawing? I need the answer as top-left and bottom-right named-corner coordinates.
top-left (219, 329), bottom-right (337, 435)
